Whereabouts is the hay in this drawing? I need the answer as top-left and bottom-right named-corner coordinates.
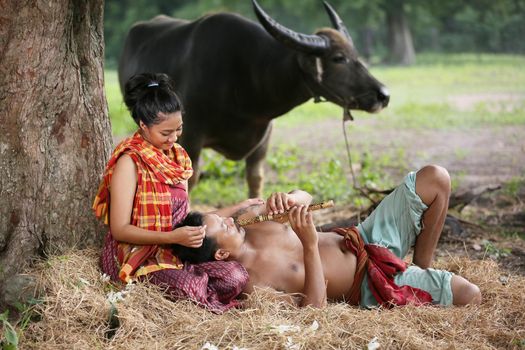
top-left (20, 249), bottom-right (525, 349)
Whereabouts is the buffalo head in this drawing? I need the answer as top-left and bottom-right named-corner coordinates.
top-left (253, 0), bottom-right (390, 118)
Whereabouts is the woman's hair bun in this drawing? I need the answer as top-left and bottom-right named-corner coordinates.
top-left (123, 73), bottom-right (182, 126)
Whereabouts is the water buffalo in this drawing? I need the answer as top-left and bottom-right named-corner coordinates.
top-left (119, 0), bottom-right (389, 198)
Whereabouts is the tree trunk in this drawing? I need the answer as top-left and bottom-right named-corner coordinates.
top-left (0, 0), bottom-right (112, 307)
top-left (384, 0), bottom-right (416, 65)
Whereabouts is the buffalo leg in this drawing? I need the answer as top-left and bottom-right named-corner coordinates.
top-left (245, 124), bottom-right (272, 198)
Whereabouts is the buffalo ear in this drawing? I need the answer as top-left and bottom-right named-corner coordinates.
top-left (298, 55), bottom-right (324, 84)
top-left (298, 55), bottom-right (317, 76)
top-left (214, 249), bottom-right (230, 261)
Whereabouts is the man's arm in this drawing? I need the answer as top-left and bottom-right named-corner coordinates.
top-left (211, 198), bottom-right (265, 218)
top-left (211, 189), bottom-right (313, 224)
top-left (288, 205), bottom-right (327, 308)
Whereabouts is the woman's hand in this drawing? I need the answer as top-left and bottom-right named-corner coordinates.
top-left (266, 192), bottom-right (296, 215)
top-left (288, 205), bottom-right (318, 247)
top-left (171, 225), bottom-right (207, 248)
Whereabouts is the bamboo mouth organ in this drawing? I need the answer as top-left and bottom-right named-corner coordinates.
top-left (236, 200), bottom-right (334, 226)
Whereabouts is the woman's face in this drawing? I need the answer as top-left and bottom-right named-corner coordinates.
top-left (140, 111), bottom-right (183, 151)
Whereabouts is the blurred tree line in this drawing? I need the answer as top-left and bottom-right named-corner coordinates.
top-left (104, 0), bottom-right (525, 68)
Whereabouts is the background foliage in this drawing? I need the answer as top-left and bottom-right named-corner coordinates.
top-left (106, 53), bottom-right (525, 206)
top-left (103, 0), bottom-right (525, 207)
top-left (104, 0), bottom-right (525, 67)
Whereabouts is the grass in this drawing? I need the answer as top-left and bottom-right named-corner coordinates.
top-left (273, 53), bottom-right (525, 130)
top-left (502, 176), bottom-right (525, 198)
top-left (20, 249), bottom-right (525, 349)
top-left (104, 53), bottom-right (525, 206)
top-left (105, 70), bottom-right (137, 136)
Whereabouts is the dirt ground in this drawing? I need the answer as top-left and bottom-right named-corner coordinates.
top-left (270, 93), bottom-right (525, 276)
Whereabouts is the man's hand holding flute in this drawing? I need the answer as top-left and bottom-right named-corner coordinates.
top-left (237, 190), bottom-right (334, 226)
top-left (266, 190), bottom-right (308, 216)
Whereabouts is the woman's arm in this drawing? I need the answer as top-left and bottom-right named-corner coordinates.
top-left (109, 155), bottom-right (205, 247)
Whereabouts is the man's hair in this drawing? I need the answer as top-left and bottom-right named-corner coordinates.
top-left (171, 211), bottom-right (218, 264)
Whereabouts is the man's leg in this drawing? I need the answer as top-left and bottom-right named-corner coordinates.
top-left (451, 275), bottom-right (482, 305)
top-left (393, 265), bottom-right (481, 306)
top-left (413, 165), bottom-right (451, 269)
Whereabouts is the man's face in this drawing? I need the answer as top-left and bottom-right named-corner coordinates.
top-left (203, 214), bottom-right (246, 254)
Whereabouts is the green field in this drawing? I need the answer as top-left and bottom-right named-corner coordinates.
top-left (105, 54), bottom-right (525, 206)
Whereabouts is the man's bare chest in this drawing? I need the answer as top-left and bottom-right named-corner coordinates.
top-left (244, 230), bottom-right (356, 296)
top-left (247, 244), bottom-right (305, 294)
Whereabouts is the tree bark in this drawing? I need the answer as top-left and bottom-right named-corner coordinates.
top-left (384, 0), bottom-right (416, 65)
top-left (0, 0), bottom-right (112, 306)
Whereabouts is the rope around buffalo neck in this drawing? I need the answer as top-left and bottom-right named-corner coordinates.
top-left (342, 115), bottom-right (388, 223)
top-left (342, 117), bottom-right (362, 224)
top-left (342, 117), bottom-right (359, 190)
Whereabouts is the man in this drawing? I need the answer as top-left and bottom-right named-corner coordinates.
top-left (173, 165), bottom-right (481, 308)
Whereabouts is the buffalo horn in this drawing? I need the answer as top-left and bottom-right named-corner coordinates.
top-left (252, 0), bottom-right (329, 55)
top-left (323, 1), bottom-right (354, 46)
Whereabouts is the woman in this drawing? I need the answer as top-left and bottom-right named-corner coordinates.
top-left (93, 73), bottom-right (258, 311)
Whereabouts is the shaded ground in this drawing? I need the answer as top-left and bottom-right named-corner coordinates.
top-left (272, 121), bottom-right (525, 190)
top-left (270, 94), bottom-right (525, 275)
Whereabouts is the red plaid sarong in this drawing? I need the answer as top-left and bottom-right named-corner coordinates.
top-left (93, 131), bottom-right (193, 282)
top-left (100, 230), bottom-right (248, 313)
top-left (143, 261), bottom-right (248, 313)
top-left (335, 227), bottom-right (432, 307)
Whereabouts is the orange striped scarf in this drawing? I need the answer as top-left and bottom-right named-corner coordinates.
top-left (333, 227), bottom-right (368, 305)
top-left (93, 131), bottom-right (193, 282)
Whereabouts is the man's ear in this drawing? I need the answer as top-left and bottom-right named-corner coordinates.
top-left (214, 249), bottom-right (230, 261)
